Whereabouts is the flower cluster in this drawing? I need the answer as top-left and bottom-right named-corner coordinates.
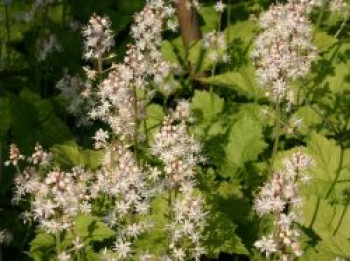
top-left (56, 72), bottom-right (93, 126)
top-left (254, 151), bottom-right (313, 259)
top-left (0, 229), bottom-right (12, 246)
top-left (169, 183), bottom-right (207, 260)
top-left (203, 31), bottom-right (229, 63)
top-left (5, 143), bottom-right (25, 167)
top-left (82, 14), bottom-right (115, 60)
top-left (151, 102), bottom-right (201, 187)
top-left (89, 0), bottom-right (178, 142)
top-left (11, 145), bottom-right (92, 234)
top-left (90, 65), bottom-right (143, 141)
top-left (151, 102), bottom-right (207, 260)
top-left (38, 31), bottom-right (61, 62)
top-left (91, 144), bottom-right (152, 220)
top-left (128, 0), bottom-right (178, 94)
top-left (252, 0), bottom-right (318, 101)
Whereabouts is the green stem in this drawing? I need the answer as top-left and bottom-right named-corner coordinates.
top-left (210, 65), bottom-right (216, 117)
top-left (143, 88), bottom-right (149, 145)
top-left (334, 13), bottom-right (348, 38)
top-left (269, 100), bottom-right (281, 175)
top-left (167, 189), bottom-right (173, 254)
top-left (315, 0), bottom-right (329, 34)
top-left (56, 231), bottom-right (61, 256)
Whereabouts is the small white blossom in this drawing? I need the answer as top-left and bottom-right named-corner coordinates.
top-left (254, 235), bottom-right (278, 257)
top-left (214, 1), bottom-right (226, 13)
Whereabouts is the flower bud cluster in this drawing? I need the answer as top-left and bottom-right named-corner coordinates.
top-left (5, 143), bottom-right (25, 167)
top-left (252, 0), bottom-right (318, 101)
top-left (82, 14), bottom-right (115, 60)
top-left (254, 152), bottom-right (313, 259)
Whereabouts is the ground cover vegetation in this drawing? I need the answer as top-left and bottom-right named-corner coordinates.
top-left (0, 0), bottom-right (349, 260)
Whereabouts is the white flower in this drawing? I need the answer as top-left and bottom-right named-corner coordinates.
top-left (114, 238), bottom-right (132, 259)
top-left (214, 1), bottom-right (226, 13)
top-left (57, 252), bottom-right (70, 261)
top-left (93, 128), bottom-right (109, 149)
top-left (254, 235), bottom-right (278, 257)
top-left (82, 15), bottom-right (115, 60)
top-left (172, 247), bottom-right (186, 261)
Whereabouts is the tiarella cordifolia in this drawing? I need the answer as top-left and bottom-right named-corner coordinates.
top-left (0, 229), bottom-right (12, 246)
top-left (37, 31), bottom-right (61, 61)
top-left (254, 152), bottom-right (313, 260)
top-left (251, 0), bottom-right (318, 103)
top-left (82, 14), bottom-right (115, 61)
top-left (151, 102), bottom-right (207, 260)
top-left (203, 31), bottom-right (230, 64)
top-left (128, 0), bottom-right (178, 94)
top-left (10, 144), bottom-right (92, 233)
top-left (89, 0), bottom-right (178, 142)
top-left (56, 71), bottom-right (93, 126)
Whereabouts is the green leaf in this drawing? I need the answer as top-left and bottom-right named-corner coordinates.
top-left (144, 104), bottom-right (165, 141)
top-left (313, 31), bottom-right (338, 52)
top-left (133, 196), bottom-right (168, 256)
top-left (223, 114), bottom-right (267, 176)
top-left (305, 132), bottom-right (350, 201)
top-left (302, 195), bottom-right (350, 258)
top-left (198, 6), bottom-right (220, 33)
top-left (161, 40), bottom-right (181, 64)
top-left (191, 90), bottom-right (224, 122)
top-left (29, 232), bottom-right (55, 260)
top-left (11, 89), bottom-right (72, 151)
top-left (74, 214), bottom-right (115, 242)
top-left (326, 59), bottom-right (350, 93)
top-left (190, 90), bottom-right (226, 138)
top-left (52, 141), bottom-right (101, 170)
top-left (224, 20), bottom-right (258, 46)
top-left (199, 66), bottom-right (264, 99)
top-left (30, 232), bottom-right (55, 252)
